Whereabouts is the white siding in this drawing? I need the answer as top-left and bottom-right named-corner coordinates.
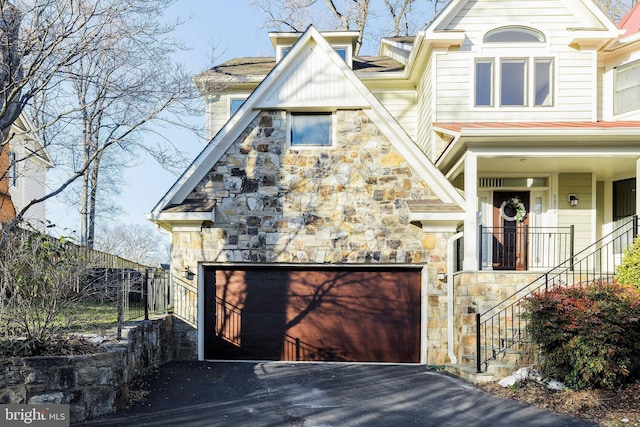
top-left (416, 51), bottom-right (434, 158)
top-left (441, 0), bottom-right (594, 31)
top-left (433, 0), bottom-right (598, 122)
top-left (558, 173), bottom-right (593, 254)
top-left (206, 93), bottom-right (231, 140)
top-left (372, 90), bottom-right (417, 141)
top-left (257, 46), bottom-right (369, 109)
top-left (9, 139), bottom-right (48, 227)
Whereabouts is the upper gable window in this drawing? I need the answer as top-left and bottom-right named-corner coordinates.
top-left (614, 60), bottom-right (640, 116)
top-left (278, 45), bottom-right (351, 66)
top-left (288, 112), bottom-right (334, 148)
top-left (229, 98), bottom-right (246, 115)
top-left (484, 26), bottom-right (545, 43)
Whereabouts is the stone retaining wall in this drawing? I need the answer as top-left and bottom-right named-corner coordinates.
top-left (0, 315), bottom-right (173, 423)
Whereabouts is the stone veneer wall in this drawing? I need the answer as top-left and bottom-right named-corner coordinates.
top-left (0, 316), bottom-right (173, 423)
top-left (169, 109), bottom-right (452, 364)
top-left (453, 271), bottom-right (542, 365)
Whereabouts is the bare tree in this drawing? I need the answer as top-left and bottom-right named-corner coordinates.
top-left (94, 223), bottom-right (169, 266)
top-left (38, 0), bottom-right (199, 248)
top-left (0, 1), bottom-right (200, 245)
top-left (594, 0), bottom-right (639, 23)
top-left (249, 0), bottom-right (443, 54)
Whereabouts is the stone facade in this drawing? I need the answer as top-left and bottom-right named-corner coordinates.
top-left (169, 109), bottom-right (452, 363)
top-left (452, 271), bottom-right (542, 365)
top-left (0, 316), bottom-right (173, 423)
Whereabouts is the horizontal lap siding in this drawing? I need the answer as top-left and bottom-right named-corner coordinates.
top-left (416, 52), bottom-right (434, 158)
top-left (435, 0), bottom-right (597, 123)
top-left (374, 90), bottom-right (418, 141)
top-left (558, 173), bottom-right (593, 254)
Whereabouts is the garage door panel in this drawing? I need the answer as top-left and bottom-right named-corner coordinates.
top-left (205, 267), bottom-right (421, 362)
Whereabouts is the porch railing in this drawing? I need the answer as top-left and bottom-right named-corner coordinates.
top-left (479, 225), bottom-right (574, 270)
top-left (476, 216), bottom-right (638, 373)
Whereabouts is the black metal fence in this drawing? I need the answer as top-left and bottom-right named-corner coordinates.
top-left (476, 216), bottom-right (638, 372)
top-left (479, 225), bottom-right (574, 270)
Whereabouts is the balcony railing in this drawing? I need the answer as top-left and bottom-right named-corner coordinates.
top-left (479, 225), bottom-right (574, 271)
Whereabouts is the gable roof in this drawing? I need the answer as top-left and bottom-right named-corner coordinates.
top-left (149, 25), bottom-right (464, 227)
top-left (418, 0), bottom-right (620, 51)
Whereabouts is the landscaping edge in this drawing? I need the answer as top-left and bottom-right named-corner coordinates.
top-left (0, 315), bottom-right (174, 423)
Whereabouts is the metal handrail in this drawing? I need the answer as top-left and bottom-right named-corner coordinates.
top-left (476, 216), bottom-right (638, 372)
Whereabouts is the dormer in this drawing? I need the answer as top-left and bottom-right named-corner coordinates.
top-left (269, 30), bottom-right (359, 68)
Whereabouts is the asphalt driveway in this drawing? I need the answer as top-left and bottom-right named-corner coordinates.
top-left (76, 361), bottom-right (598, 427)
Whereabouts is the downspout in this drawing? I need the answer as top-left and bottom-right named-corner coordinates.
top-left (447, 231), bottom-right (464, 364)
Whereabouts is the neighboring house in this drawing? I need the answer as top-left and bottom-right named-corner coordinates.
top-left (1, 113), bottom-right (53, 227)
top-left (149, 0), bottom-right (640, 369)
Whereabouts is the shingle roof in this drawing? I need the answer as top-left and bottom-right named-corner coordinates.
top-left (195, 55), bottom-right (405, 82)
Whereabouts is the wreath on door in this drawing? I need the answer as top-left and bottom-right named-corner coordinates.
top-left (500, 196), bottom-right (527, 222)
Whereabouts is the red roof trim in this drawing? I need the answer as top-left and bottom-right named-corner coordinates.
top-left (619, 2), bottom-right (640, 37)
top-left (434, 121), bottom-right (640, 133)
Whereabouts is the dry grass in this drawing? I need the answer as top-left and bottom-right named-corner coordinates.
top-left (479, 378), bottom-right (640, 427)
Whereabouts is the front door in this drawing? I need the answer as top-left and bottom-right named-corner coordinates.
top-left (492, 191), bottom-right (530, 270)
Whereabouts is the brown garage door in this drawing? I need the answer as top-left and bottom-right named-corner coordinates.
top-left (203, 266), bottom-right (421, 363)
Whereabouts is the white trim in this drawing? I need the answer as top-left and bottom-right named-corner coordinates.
top-left (149, 25), bottom-right (464, 221)
top-left (197, 263), bottom-right (204, 361)
top-left (421, 266), bottom-right (428, 365)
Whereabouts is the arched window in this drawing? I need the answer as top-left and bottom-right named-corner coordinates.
top-left (484, 26), bottom-right (545, 43)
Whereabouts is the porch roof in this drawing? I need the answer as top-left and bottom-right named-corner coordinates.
top-left (434, 120), bottom-right (640, 133)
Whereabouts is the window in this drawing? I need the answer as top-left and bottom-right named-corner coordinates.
top-left (475, 57), bottom-right (553, 107)
top-left (279, 46), bottom-right (350, 64)
top-left (230, 98), bottom-right (245, 115)
top-left (484, 26), bottom-right (545, 43)
top-left (534, 59), bottom-right (553, 106)
top-left (289, 113), bottom-right (333, 147)
top-left (501, 59), bottom-right (526, 106)
top-left (614, 60), bottom-right (640, 115)
top-left (475, 60), bottom-right (493, 106)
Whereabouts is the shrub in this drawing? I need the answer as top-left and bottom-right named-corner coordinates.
top-left (523, 280), bottom-right (640, 390)
top-left (615, 237), bottom-right (640, 290)
top-left (0, 225), bottom-right (92, 356)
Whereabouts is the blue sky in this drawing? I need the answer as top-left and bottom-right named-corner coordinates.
top-left (47, 1), bottom-right (274, 234)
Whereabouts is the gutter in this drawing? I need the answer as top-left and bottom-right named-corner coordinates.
top-left (447, 231), bottom-right (464, 365)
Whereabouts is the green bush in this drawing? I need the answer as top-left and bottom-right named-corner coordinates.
top-left (615, 237), bottom-right (640, 290)
top-left (523, 281), bottom-right (640, 390)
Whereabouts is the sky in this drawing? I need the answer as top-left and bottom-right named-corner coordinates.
top-left (47, 1), bottom-right (274, 236)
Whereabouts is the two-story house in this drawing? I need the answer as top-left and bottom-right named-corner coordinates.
top-left (148, 0), bottom-right (640, 372)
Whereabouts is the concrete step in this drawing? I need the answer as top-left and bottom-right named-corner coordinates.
top-left (445, 363), bottom-right (496, 385)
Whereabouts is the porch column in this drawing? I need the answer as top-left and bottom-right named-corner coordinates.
top-left (463, 151), bottom-right (478, 270)
top-left (637, 158), bottom-right (640, 218)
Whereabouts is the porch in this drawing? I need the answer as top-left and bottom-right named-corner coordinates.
top-left (478, 224), bottom-right (574, 271)
top-left (448, 216), bottom-right (638, 382)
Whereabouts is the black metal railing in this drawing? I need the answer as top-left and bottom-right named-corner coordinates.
top-left (479, 225), bottom-right (574, 270)
top-left (476, 216), bottom-right (638, 372)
